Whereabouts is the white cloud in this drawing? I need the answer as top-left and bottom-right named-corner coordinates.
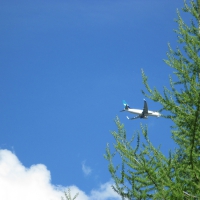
top-left (82, 161), bottom-right (92, 176)
top-left (90, 182), bottom-right (121, 200)
top-left (0, 149), bottom-right (121, 200)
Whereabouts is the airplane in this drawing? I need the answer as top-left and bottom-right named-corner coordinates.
top-left (120, 99), bottom-right (161, 120)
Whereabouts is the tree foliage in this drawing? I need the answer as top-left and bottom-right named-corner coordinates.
top-left (105, 0), bottom-right (200, 199)
top-left (61, 188), bottom-right (79, 200)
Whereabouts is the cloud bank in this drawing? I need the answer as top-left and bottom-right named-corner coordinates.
top-left (0, 150), bottom-right (120, 200)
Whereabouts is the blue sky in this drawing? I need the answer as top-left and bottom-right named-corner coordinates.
top-left (0, 0), bottom-right (189, 199)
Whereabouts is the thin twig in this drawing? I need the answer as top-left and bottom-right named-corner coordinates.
top-left (183, 191), bottom-right (198, 198)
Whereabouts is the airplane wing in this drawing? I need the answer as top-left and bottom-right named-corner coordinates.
top-left (142, 99), bottom-right (148, 115)
top-left (126, 115), bottom-right (140, 120)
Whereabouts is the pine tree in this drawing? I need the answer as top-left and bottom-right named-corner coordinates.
top-left (105, 0), bottom-right (200, 199)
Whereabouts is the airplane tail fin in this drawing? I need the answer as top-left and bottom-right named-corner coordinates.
top-left (120, 100), bottom-right (130, 112)
top-left (123, 100), bottom-right (130, 110)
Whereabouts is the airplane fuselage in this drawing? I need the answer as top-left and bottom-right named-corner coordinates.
top-left (126, 108), bottom-right (161, 117)
top-left (126, 108), bottom-right (143, 115)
